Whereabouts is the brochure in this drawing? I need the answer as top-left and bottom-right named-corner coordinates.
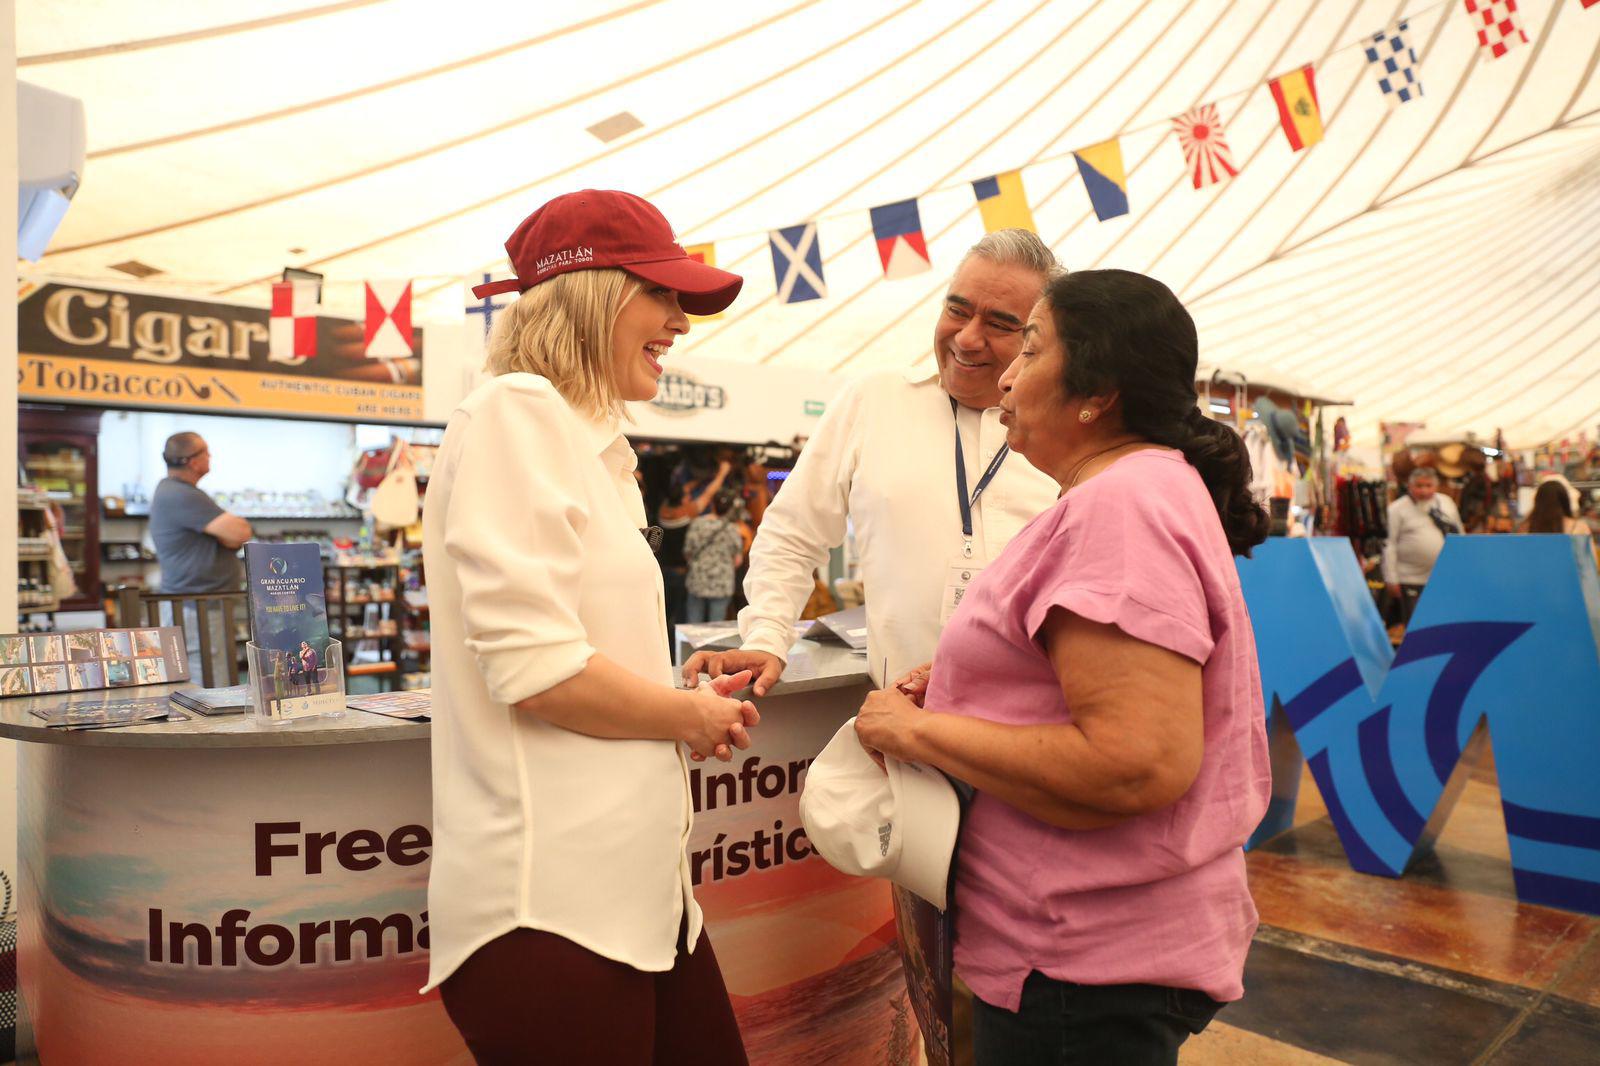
top-left (893, 885), bottom-right (953, 1066)
top-left (244, 541), bottom-right (344, 719)
top-left (801, 606), bottom-right (870, 651)
top-left (0, 626), bottom-right (189, 698)
top-left (169, 685), bottom-right (253, 716)
top-left (31, 694), bottom-right (188, 731)
top-left (347, 690), bottom-right (431, 720)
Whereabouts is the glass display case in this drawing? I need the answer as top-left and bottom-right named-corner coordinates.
top-left (19, 406), bottom-right (103, 613)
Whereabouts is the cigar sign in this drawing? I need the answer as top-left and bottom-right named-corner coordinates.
top-left (15, 279), bottom-right (425, 421)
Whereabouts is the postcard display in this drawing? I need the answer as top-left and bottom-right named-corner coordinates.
top-left (244, 542), bottom-right (345, 722)
top-left (0, 627), bottom-right (189, 698)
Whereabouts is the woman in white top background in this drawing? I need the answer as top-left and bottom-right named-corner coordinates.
top-left (421, 190), bottom-right (756, 1065)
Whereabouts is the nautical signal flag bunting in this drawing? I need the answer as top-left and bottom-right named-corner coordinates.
top-left (1072, 139), bottom-right (1130, 221)
top-left (769, 223), bottom-right (827, 304)
top-left (363, 280), bottom-right (414, 358)
top-left (1365, 21), bottom-right (1423, 105)
top-left (1269, 64), bottom-right (1323, 152)
top-left (1172, 104), bottom-right (1239, 188)
top-left (269, 281), bottom-right (318, 362)
top-left (972, 171), bottom-right (1036, 233)
top-left (868, 200), bottom-right (932, 279)
top-left (1463, 0), bottom-right (1528, 58)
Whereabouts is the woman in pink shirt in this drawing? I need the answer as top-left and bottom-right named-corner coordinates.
top-left (856, 269), bottom-right (1272, 1065)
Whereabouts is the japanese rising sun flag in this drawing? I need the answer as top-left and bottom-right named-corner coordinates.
top-left (1171, 104), bottom-right (1239, 189)
top-left (1269, 64), bottom-right (1323, 152)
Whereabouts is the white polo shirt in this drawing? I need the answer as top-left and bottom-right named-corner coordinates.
top-left (739, 367), bottom-right (1059, 683)
top-left (421, 373), bottom-right (699, 992)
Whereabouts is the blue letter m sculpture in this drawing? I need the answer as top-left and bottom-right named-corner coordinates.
top-left (1238, 536), bottom-right (1600, 915)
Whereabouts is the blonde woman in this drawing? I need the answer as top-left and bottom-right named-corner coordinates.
top-left (421, 191), bottom-right (754, 1064)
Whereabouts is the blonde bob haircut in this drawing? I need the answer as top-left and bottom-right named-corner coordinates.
top-left (484, 268), bottom-right (643, 421)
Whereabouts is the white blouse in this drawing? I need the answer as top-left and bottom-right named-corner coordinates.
top-left (420, 373), bottom-right (699, 992)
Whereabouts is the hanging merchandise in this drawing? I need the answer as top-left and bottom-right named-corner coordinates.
top-left (1365, 21), bottom-right (1424, 105)
top-left (370, 440), bottom-right (420, 531)
top-left (769, 223), bottom-right (827, 304)
top-left (868, 199), bottom-right (933, 280)
top-left (971, 170), bottom-right (1036, 233)
top-left (1172, 103), bottom-right (1239, 188)
top-left (1072, 139), bottom-right (1130, 221)
top-left (1462, 0), bottom-right (1529, 59)
top-left (1268, 64), bottom-right (1324, 152)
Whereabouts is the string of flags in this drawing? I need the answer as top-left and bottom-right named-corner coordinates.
top-left (451, 0), bottom-right (1586, 319)
top-left (269, 278), bottom-right (415, 361)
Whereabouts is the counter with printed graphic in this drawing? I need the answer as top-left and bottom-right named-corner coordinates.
top-left (0, 642), bottom-right (910, 1065)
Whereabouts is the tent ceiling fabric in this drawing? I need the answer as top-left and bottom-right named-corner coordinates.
top-left (17, 0), bottom-right (1600, 446)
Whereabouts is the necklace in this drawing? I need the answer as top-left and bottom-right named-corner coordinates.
top-left (1062, 439), bottom-right (1148, 493)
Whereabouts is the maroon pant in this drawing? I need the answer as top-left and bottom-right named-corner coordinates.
top-left (439, 922), bottom-right (748, 1065)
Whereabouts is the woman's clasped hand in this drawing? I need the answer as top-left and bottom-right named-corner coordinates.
top-left (685, 669), bottom-right (761, 763)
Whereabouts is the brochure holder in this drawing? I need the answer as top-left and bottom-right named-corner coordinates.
top-left (247, 639), bottom-right (346, 725)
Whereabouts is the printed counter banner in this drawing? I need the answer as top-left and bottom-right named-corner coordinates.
top-left (687, 681), bottom-right (917, 1065)
top-left (16, 279), bottom-right (425, 421)
top-left (18, 682), bottom-right (913, 1064)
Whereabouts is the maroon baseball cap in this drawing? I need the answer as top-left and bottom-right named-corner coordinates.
top-left (471, 190), bottom-right (743, 316)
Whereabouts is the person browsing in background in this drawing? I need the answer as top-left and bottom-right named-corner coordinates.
top-left (657, 458), bottom-right (735, 628)
top-left (1382, 466), bottom-right (1462, 625)
top-left (420, 190), bottom-right (755, 1065)
top-left (148, 432), bottom-right (252, 673)
top-left (683, 491), bottom-right (745, 624)
top-left (853, 269), bottom-right (1272, 1065)
top-left (1523, 479), bottom-right (1592, 540)
top-left (682, 230), bottom-right (1061, 694)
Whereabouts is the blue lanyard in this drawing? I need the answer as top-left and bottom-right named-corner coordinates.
top-left (952, 398), bottom-right (1010, 557)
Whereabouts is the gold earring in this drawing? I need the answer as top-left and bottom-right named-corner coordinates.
top-left (1079, 410), bottom-right (1093, 423)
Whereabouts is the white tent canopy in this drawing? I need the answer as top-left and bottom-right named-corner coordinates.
top-left (17, 0), bottom-right (1600, 447)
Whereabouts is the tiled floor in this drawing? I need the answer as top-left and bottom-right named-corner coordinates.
top-left (1182, 760), bottom-right (1600, 1065)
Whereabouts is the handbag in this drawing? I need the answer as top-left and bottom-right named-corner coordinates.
top-left (370, 441), bottom-right (420, 530)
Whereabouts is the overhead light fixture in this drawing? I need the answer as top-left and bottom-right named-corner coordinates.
top-left (281, 266), bottom-right (325, 301)
top-left (586, 111), bottom-right (644, 143)
top-left (109, 260), bottom-right (162, 278)
top-left (1208, 402), bottom-right (1231, 414)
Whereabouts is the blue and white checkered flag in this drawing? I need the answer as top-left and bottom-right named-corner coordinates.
top-left (1364, 21), bottom-right (1423, 106)
top-left (769, 223), bottom-right (827, 304)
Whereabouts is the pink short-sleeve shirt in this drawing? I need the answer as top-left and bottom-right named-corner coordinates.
top-left (925, 449), bottom-right (1271, 1011)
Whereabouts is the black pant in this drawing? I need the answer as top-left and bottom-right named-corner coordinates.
top-left (1398, 582), bottom-right (1427, 625)
top-left (439, 923), bottom-right (747, 1065)
top-left (973, 972), bottom-right (1222, 1066)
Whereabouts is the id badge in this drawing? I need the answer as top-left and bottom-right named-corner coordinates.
top-left (939, 558), bottom-right (984, 628)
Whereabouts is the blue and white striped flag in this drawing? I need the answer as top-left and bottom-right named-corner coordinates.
top-left (769, 223), bottom-right (827, 304)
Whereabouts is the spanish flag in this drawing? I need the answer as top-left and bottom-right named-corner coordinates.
top-left (1269, 64), bottom-right (1323, 152)
top-left (1072, 138), bottom-right (1129, 221)
top-left (972, 170), bottom-right (1036, 233)
top-left (684, 242), bottom-right (722, 320)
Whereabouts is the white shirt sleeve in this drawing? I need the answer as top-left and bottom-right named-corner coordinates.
top-left (737, 380), bottom-right (865, 660)
top-left (442, 381), bottom-right (596, 706)
top-left (1381, 498), bottom-right (1404, 585)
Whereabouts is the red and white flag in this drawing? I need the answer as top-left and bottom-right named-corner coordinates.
top-left (1463, 0), bottom-right (1529, 59)
top-left (1172, 103), bottom-right (1239, 189)
top-left (364, 280), bottom-right (414, 358)
top-left (269, 281), bottom-right (318, 364)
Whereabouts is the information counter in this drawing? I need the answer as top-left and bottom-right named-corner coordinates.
top-left (0, 640), bottom-right (908, 1065)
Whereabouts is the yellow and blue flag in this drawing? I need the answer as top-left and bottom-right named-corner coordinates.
top-left (971, 170), bottom-right (1036, 233)
top-left (1072, 139), bottom-right (1129, 221)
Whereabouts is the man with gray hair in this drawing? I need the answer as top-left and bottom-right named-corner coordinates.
top-left (1383, 466), bottom-right (1462, 624)
top-left (684, 229), bottom-right (1060, 693)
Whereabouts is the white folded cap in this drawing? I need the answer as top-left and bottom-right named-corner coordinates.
top-left (799, 717), bottom-right (961, 910)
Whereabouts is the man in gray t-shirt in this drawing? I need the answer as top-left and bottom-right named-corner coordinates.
top-left (150, 432), bottom-right (251, 593)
